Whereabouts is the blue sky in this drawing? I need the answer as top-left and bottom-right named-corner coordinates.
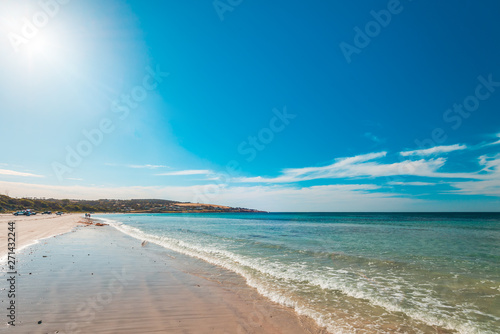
top-left (1, 0), bottom-right (500, 211)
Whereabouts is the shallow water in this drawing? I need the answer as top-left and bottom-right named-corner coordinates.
top-left (1, 225), bottom-right (321, 333)
top-left (99, 212), bottom-right (500, 333)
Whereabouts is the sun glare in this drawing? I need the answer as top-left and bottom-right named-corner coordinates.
top-left (23, 33), bottom-right (57, 68)
top-left (28, 35), bottom-right (50, 56)
top-left (0, 1), bottom-right (67, 62)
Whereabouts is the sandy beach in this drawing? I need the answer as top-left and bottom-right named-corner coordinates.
top-left (0, 213), bottom-right (82, 260)
top-left (0, 214), bottom-right (325, 333)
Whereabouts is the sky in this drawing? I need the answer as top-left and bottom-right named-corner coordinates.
top-left (1, 0), bottom-right (500, 211)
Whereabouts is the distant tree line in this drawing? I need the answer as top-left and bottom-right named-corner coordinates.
top-left (0, 195), bottom-right (178, 213)
top-left (0, 195), bottom-right (262, 213)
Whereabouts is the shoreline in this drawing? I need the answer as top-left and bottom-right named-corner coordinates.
top-left (0, 214), bottom-right (326, 333)
top-left (0, 213), bottom-right (83, 262)
top-left (98, 214), bottom-right (468, 333)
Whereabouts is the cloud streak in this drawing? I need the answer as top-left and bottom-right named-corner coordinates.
top-left (234, 151), bottom-right (481, 184)
top-left (388, 181), bottom-right (436, 186)
top-left (128, 164), bottom-right (168, 169)
top-left (449, 153), bottom-right (500, 196)
top-left (0, 169), bottom-right (44, 178)
top-left (156, 169), bottom-right (212, 176)
top-left (481, 133), bottom-right (500, 147)
top-left (400, 144), bottom-right (467, 157)
top-left (104, 163), bottom-right (168, 169)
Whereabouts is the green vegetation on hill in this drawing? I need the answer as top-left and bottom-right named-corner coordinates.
top-left (0, 195), bottom-right (261, 213)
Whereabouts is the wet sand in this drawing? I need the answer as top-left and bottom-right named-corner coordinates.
top-left (0, 222), bottom-right (326, 333)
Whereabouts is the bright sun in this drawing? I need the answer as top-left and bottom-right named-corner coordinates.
top-left (0, 2), bottom-right (63, 58)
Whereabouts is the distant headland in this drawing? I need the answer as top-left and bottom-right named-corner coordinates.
top-left (0, 195), bottom-right (264, 214)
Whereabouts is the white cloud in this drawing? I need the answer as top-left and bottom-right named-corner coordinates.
top-left (478, 153), bottom-right (500, 173)
top-left (0, 169), bottom-right (44, 178)
top-left (449, 153), bottom-right (500, 196)
top-left (400, 144), bottom-right (467, 157)
top-left (488, 140), bottom-right (500, 146)
top-left (104, 163), bottom-right (168, 169)
top-left (156, 169), bottom-right (212, 176)
top-left (449, 179), bottom-right (500, 196)
top-left (234, 152), bottom-right (480, 184)
top-left (127, 164), bottom-right (168, 169)
top-left (482, 133), bottom-right (500, 147)
top-left (388, 182), bottom-right (435, 186)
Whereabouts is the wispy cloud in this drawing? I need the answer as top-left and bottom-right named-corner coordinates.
top-left (450, 179), bottom-right (500, 196)
top-left (400, 144), bottom-right (467, 157)
top-left (0, 169), bottom-right (44, 178)
top-left (388, 181), bottom-right (436, 186)
top-left (234, 152), bottom-right (480, 184)
top-left (104, 163), bottom-right (168, 169)
top-left (450, 153), bottom-right (500, 196)
top-left (481, 133), bottom-right (500, 147)
top-left (128, 164), bottom-right (168, 169)
top-left (156, 169), bottom-right (212, 176)
top-left (478, 153), bottom-right (500, 173)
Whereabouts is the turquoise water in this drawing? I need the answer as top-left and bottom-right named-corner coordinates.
top-left (98, 213), bottom-right (500, 333)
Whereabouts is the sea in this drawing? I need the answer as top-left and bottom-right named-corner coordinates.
top-left (97, 212), bottom-right (500, 334)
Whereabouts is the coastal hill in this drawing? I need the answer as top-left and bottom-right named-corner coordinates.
top-left (0, 195), bottom-right (263, 214)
